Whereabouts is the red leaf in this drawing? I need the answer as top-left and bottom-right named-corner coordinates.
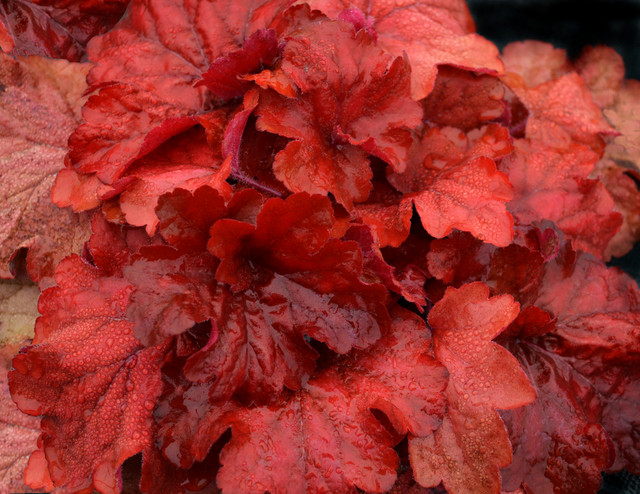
top-left (9, 255), bottom-right (166, 493)
top-left (303, 0), bottom-right (504, 100)
top-left (345, 224), bottom-right (427, 308)
top-left (575, 46), bottom-right (625, 109)
top-left (210, 193), bottom-right (333, 287)
top-left (428, 283), bottom-right (535, 410)
top-left (501, 41), bottom-right (572, 88)
top-left (184, 194), bottom-right (390, 400)
top-left (503, 70), bottom-right (616, 150)
top-left (499, 342), bottom-right (612, 494)
top-left (410, 283), bottom-right (535, 494)
top-left (52, 167), bottom-right (115, 212)
top-left (532, 248), bottom-right (640, 472)
top-left (119, 127), bottom-right (232, 234)
top-left (255, 19), bottom-right (422, 208)
top-left (426, 230), bottom-right (488, 286)
top-left (422, 67), bottom-right (507, 131)
top-left (87, 0), bottom-right (290, 100)
top-left (0, 0), bottom-right (127, 62)
top-left (500, 139), bottom-right (622, 258)
top-left (122, 189), bottom-right (390, 402)
top-left (213, 308), bottom-right (447, 494)
top-left (86, 212), bottom-right (155, 277)
top-left (196, 28), bottom-right (280, 100)
top-left (140, 442), bottom-right (222, 494)
top-left (125, 250), bottom-right (219, 347)
top-left (353, 172), bottom-right (413, 248)
top-left (410, 155), bottom-right (514, 246)
top-left (68, 84), bottom-right (199, 183)
top-left (232, 114), bottom-right (290, 196)
top-left (156, 186), bottom-right (230, 254)
top-left (424, 233), bottom-right (640, 484)
top-left (0, 54), bottom-right (91, 286)
top-left (387, 126), bottom-right (514, 246)
top-left (154, 363), bottom-right (239, 470)
top-left (66, 0), bottom-right (291, 187)
top-left (593, 159), bottom-right (640, 259)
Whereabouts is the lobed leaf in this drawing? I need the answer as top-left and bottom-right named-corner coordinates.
top-left (0, 54), bottom-right (91, 285)
top-left (9, 256), bottom-right (166, 493)
top-left (411, 282), bottom-right (535, 494)
top-left (255, 18), bottom-right (422, 208)
top-left (214, 308), bottom-right (447, 493)
top-left (302, 0), bottom-right (504, 99)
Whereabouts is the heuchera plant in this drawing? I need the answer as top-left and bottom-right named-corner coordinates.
top-left (0, 0), bottom-right (639, 493)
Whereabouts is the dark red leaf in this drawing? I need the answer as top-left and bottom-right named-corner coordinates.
top-left (196, 28), bottom-right (279, 100)
top-left (499, 343), bottom-right (612, 494)
top-left (121, 189), bottom-right (391, 403)
top-left (0, 0), bottom-right (127, 62)
top-left (156, 186), bottom-right (229, 254)
top-left (86, 212), bottom-right (154, 277)
top-left (140, 442), bottom-right (222, 494)
top-left (125, 250), bottom-right (219, 347)
top-left (233, 115), bottom-right (290, 196)
top-left (422, 67), bottom-right (507, 131)
top-left (345, 224), bottom-right (427, 308)
top-left (533, 248), bottom-right (640, 472)
top-left (183, 193), bottom-right (390, 400)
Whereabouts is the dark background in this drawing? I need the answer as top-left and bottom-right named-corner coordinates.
top-left (464, 2), bottom-right (640, 492)
top-left (466, 0), bottom-right (640, 80)
top-left (465, 0), bottom-right (640, 284)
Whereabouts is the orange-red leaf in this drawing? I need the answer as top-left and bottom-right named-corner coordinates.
top-left (255, 19), bottom-right (422, 208)
top-left (410, 283), bottom-right (535, 494)
top-left (302, 0), bottom-right (504, 99)
top-left (388, 126), bottom-right (515, 246)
